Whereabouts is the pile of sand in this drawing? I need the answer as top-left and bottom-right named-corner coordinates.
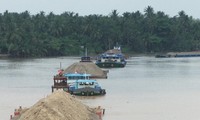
top-left (16, 91), bottom-right (99, 120)
top-left (63, 62), bottom-right (107, 78)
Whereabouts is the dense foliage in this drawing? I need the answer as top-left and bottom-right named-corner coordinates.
top-left (1, 6), bottom-right (200, 57)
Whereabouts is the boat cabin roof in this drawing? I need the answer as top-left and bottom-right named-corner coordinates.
top-left (64, 73), bottom-right (91, 77)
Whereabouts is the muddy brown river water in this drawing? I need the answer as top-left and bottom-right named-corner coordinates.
top-left (1, 56), bottom-right (200, 120)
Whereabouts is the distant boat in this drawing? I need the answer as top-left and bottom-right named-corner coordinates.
top-left (95, 46), bottom-right (127, 68)
top-left (80, 56), bottom-right (92, 62)
top-left (155, 51), bottom-right (200, 58)
top-left (0, 54), bottom-right (10, 58)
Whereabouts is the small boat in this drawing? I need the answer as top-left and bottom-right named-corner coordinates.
top-left (95, 46), bottom-right (127, 68)
top-left (68, 79), bottom-right (106, 96)
top-left (80, 56), bottom-right (92, 62)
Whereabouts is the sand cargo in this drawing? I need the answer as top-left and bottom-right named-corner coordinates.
top-left (63, 62), bottom-right (108, 79)
top-left (10, 91), bottom-right (102, 120)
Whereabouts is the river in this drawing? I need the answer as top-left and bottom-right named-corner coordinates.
top-left (1, 56), bottom-right (200, 120)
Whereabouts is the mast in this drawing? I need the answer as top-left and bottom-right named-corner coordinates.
top-left (85, 47), bottom-right (87, 57)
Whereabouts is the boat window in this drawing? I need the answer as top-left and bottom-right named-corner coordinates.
top-left (69, 76), bottom-right (87, 80)
top-left (85, 82), bottom-right (89, 85)
top-left (79, 82), bottom-right (84, 85)
top-left (89, 82), bottom-right (94, 85)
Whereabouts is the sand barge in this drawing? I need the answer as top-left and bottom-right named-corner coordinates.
top-left (11, 91), bottom-right (99, 120)
top-left (63, 62), bottom-right (108, 79)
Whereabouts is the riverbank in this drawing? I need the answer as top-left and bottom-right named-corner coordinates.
top-left (0, 54), bottom-right (10, 58)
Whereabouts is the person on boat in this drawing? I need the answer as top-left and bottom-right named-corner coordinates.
top-left (58, 69), bottom-right (64, 76)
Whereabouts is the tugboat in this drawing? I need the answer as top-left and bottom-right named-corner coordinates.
top-left (95, 46), bottom-right (127, 68)
top-left (68, 79), bottom-right (106, 96)
top-left (64, 73), bottom-right (106, 96)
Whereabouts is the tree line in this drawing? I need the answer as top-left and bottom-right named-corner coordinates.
top-left (0, 6), bottom-right (200, 57)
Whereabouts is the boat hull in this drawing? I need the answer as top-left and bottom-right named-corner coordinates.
top-left (69, 87), bottom-right (106, 96)
top-left (96, 62), bottom-right (126, 68)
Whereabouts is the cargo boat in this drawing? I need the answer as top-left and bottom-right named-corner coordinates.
top-left (64, 73), bottom-right (106, 96)
top-left (95, 46), bottom-right (126, 68)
